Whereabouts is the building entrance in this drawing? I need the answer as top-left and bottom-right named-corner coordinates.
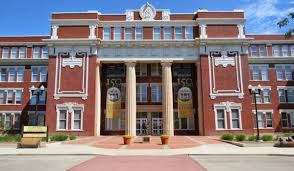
top-left (136, 112), bottom-right (163, 136)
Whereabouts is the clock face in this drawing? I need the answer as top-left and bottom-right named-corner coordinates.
top-left (178, 87), bottom-right (192, 101)
top-left (107, 87), bottom-right (121, 102)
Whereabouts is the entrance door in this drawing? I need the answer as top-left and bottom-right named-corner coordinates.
top-left (152, 118), bottom-right (163, 135)
top-left (136, 118), bottom-right (147, 136)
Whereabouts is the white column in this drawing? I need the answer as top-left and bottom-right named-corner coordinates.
top-left (238, 24), bottom-right (245, 38)
top-left (161, 61), bottom-right (174, 136)
top-left (125, 61), bottom-right (137, 136)
top-left (94, 60), bottom-right (101, 136)
top-left (200, 24), bottom-right (207, 39)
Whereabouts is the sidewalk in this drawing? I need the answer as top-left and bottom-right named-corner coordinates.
top-left (1, 142), bottom-right (294, 156)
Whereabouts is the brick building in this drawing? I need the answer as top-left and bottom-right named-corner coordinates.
top-left (0, 3), bottom-right (293, 136)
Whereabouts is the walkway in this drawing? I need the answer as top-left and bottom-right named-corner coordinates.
top-left (64, 136), bottom-right (223, 149)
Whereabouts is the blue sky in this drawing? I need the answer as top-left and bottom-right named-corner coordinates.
top-left (0, 0), bottom-right (293, 36)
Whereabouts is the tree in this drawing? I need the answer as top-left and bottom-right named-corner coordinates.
top-left (277, 13), bottom-right (294, 38)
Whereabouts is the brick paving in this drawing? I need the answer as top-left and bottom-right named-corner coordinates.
top-left (64, 136), bottom-right (223, 149)
top-left (68, 155), bottom-right (207, 171)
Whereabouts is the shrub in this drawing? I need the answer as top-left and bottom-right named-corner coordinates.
top-left (235, 134), bottom-right (246, 141)
top-left (0, 134), bottom-right (21, 142)
top-left (261, 134), bottom-right (273, 141)
top-left (247, 135), bottom-right (256, 141)
top-left (69, 135), bottom-right (77, 140)
top-left (221, 133), bottom-right (234, 141)
top-left (50, 134), bottom-right (68, 141)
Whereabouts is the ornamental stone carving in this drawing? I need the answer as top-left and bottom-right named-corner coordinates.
top-left (139, 2), bottom-right (156, 21)
top-left (62, 48), bottom-right (83, 68)
top-left (126, 10), bottom-right (134, 21)
top-left (162, 10), bottom-right (170, 21)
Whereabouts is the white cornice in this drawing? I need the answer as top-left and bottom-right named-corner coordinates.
top-left (50, 19), bottom-right (99, 26)
top-left (199, 38), bottom-right (252, 45)
top-left (196, 18), bottom-right (245, 25)
top-left (99, 20), bottom-right (197, 27)
top-left (43, 38), bottom-right (100, 46)
top-left (0, 42), bottom-right (47, 46)
top-left (249, 40), bottom-right (294, 44)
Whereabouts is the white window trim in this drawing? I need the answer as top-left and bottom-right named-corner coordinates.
top-left (174, 26), bottom-right (182, 40)
top-left (11, 47), bottom-right (18, 59)
top-left (279, 110), bottom-right (294, 128)
top-left (41, 47), bottom-right (49, 59)
top-left (0, 111), bottom-right (22, 130)
top-left (135, 27), bottom-right (143, 40)
top-left (258, 45), bottom-right (267, 57)
top-left (250, 45), bottom-right (258, 57)
top-left (56, 108), bottom-right (69, 131)
top-left (113, 27), bottom-right (121, 41)
top-left (185, 26), bottom-right (193, 40)
top-left (150, 83), bottom-right (162, 102)
top-left (136, 83), bottom-right (148, 102)
top-left (71, 107), bottom-right (84, 131)
top-left (124, 27), bottom-right (132, 40)
top-left (163, 27), bottom-right (172, 40)
top-left (18, 47), bottom-right (27, 59)
top-left (2, 47), bottom-right (9, 59)
top-left (103, 27), bottom-right (111, 40)
top-left (252, 110), bottom-right (274, 129)
top-left (214, 108), bottom-right (227, 130)
top-left (153, 27), bottom-right (161, 40)
top-left (229, 108), bottom-right (243, 130)
top-left (0, 88), bottom-right (23, 105)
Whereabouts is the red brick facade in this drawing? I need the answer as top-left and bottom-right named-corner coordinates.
top-left (0, 3), bottom-right (293, 136)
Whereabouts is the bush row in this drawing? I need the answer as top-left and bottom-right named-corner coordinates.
top-left (0, 134), bottom-right (21, 142)
top-left (221, 133), bottom-right (275, 141)
top-left (49, 134), bottom-right (77, 141)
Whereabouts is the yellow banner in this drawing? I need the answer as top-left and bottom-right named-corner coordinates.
top-left (106, 87), bottom-right (121, 119)
top-left (178, 87), bottom-right (193, 118)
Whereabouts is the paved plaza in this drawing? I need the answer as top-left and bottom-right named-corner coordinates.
top-left (64, 136), bottom-right (223, 149)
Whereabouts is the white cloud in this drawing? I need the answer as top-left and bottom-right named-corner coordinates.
top-left (243, 0), bottom-right (294, 34)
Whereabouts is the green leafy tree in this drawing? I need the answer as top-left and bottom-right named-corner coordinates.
top-left (277, 13), bottom-right (294, 38)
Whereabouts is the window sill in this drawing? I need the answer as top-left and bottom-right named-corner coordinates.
top-left (249, 80), bottom-right (270, 82)
top-left (215, 129), bottom-right (243, 131)
top-left (253, 128), bottom-right (274, 130)
top-left (251, 103), bottom-right (271, 105)
top-left (0, 104), bottom-right (22, 106)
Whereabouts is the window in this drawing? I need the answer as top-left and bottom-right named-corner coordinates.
top-left (265, 112), bottom-right (273, 128)
top-left (11, 47), bottom-right (17, 59)
top-left (8, 68), bottom-right (15, 82)
top-left (164, 27), bottom-right (172, 40)
top-left (153, 27), bottom-right (161, 40)
top-left (281, 112), bottom-right (289, 128)
top-left (124, 27), bottom-right (132, 40)
top-left (282, 45), bottom-right (289, 56)
top-left (151, 84), bottom-right (161, 102)
top-left (257, 112), bottom-right (264, 128)
top-left (136, 84), bottom-right (148, 102)
top-left (13, 113), bottom-right (21, 129)
top-left (73, 109), bottom-right (82, 130)
top-left (252, 65), bottom-right (259, 80)
top-left (58, 110), bottom-right (68, 130)
top-left (0, 68), bottom-right (7, 82)
top-left (231, 109), bottom-right (241, 129)
top-left (30, 92), bottom-right (37, 105)
top-left (273, 45), bottom-right (280, 56)
top-left (28, 111), bottom-right (45, 126)
top-left (250, 45), bottom-right (257, 56)
top-left (285, 65), bottom-right (293, 80)
top-left (105, 111), bottom-right (125, 130)
top-left (135, 64), bottom-right (147, 76)
top-left (0, 90), bottom-right (4, 104)
top-left (114, 27), bottom-right (121, 40)
top-left (32, 67), bottom-right (39, 82)
top-left (151, 63), bottom-right (161, 76)
top-left (276, 65), bottom-right (283, 80)
top-left (259, 45), bottom-right (266, 56)
top-left (33, 47), bottom-right (40, 58)
top-left (17, 68), bottom-right (24, 82)
top-left (291, 45), bottom-right (294, 56)
top-left (5, 113), bottom-right (11, 129)
top-left (174, 112), bottom-right (189, 130)
top-left (281, 112), bottom-right (294, 128)
top-left (175, 27), bottom-right (182, 40)
top-left (261, 65), bottom-right (268, 80)
top-left (28, 113), bottom-right (36, 126)
top-left (103, 27), bottom-right (110, 40)
top-left (7, 90), bottom-right (13, 104)
top-left (15, 90), bottom-right (22, 104)
top-left (135, 27), bottom-right (143, 40)
top-left (2, 47), bottom-right (9, 59)
top-left (185, 26), bottom-right (193, 39)
top-left (263, 89), bottom-right (270, 103)
top-left (278, 89), bottom-right (286, 103)
top-left (288, 88), bottom-right (294, 103)
top-left (254, 89), bottom-right (262, 103)
top-left (19, 47), bottom-right (26, 58)
top-left (40, 67), bottom-right (47, 82)
top-left (42, 47), bottom-right (48, 58)
top-left (39, 90), bottom-right (46, 105)
top-left (216, 109), bottom-right (226, 129)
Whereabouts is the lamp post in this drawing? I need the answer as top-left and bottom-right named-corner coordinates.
top-left (248, 84), bottom-right (261, 141)
top-left (30, 85), bottom-right (45, 126)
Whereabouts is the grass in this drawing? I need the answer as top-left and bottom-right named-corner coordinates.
top-left (0, 134), bottom-right (21, 142)
top-left (50, 134), bottom-right (68, 141)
